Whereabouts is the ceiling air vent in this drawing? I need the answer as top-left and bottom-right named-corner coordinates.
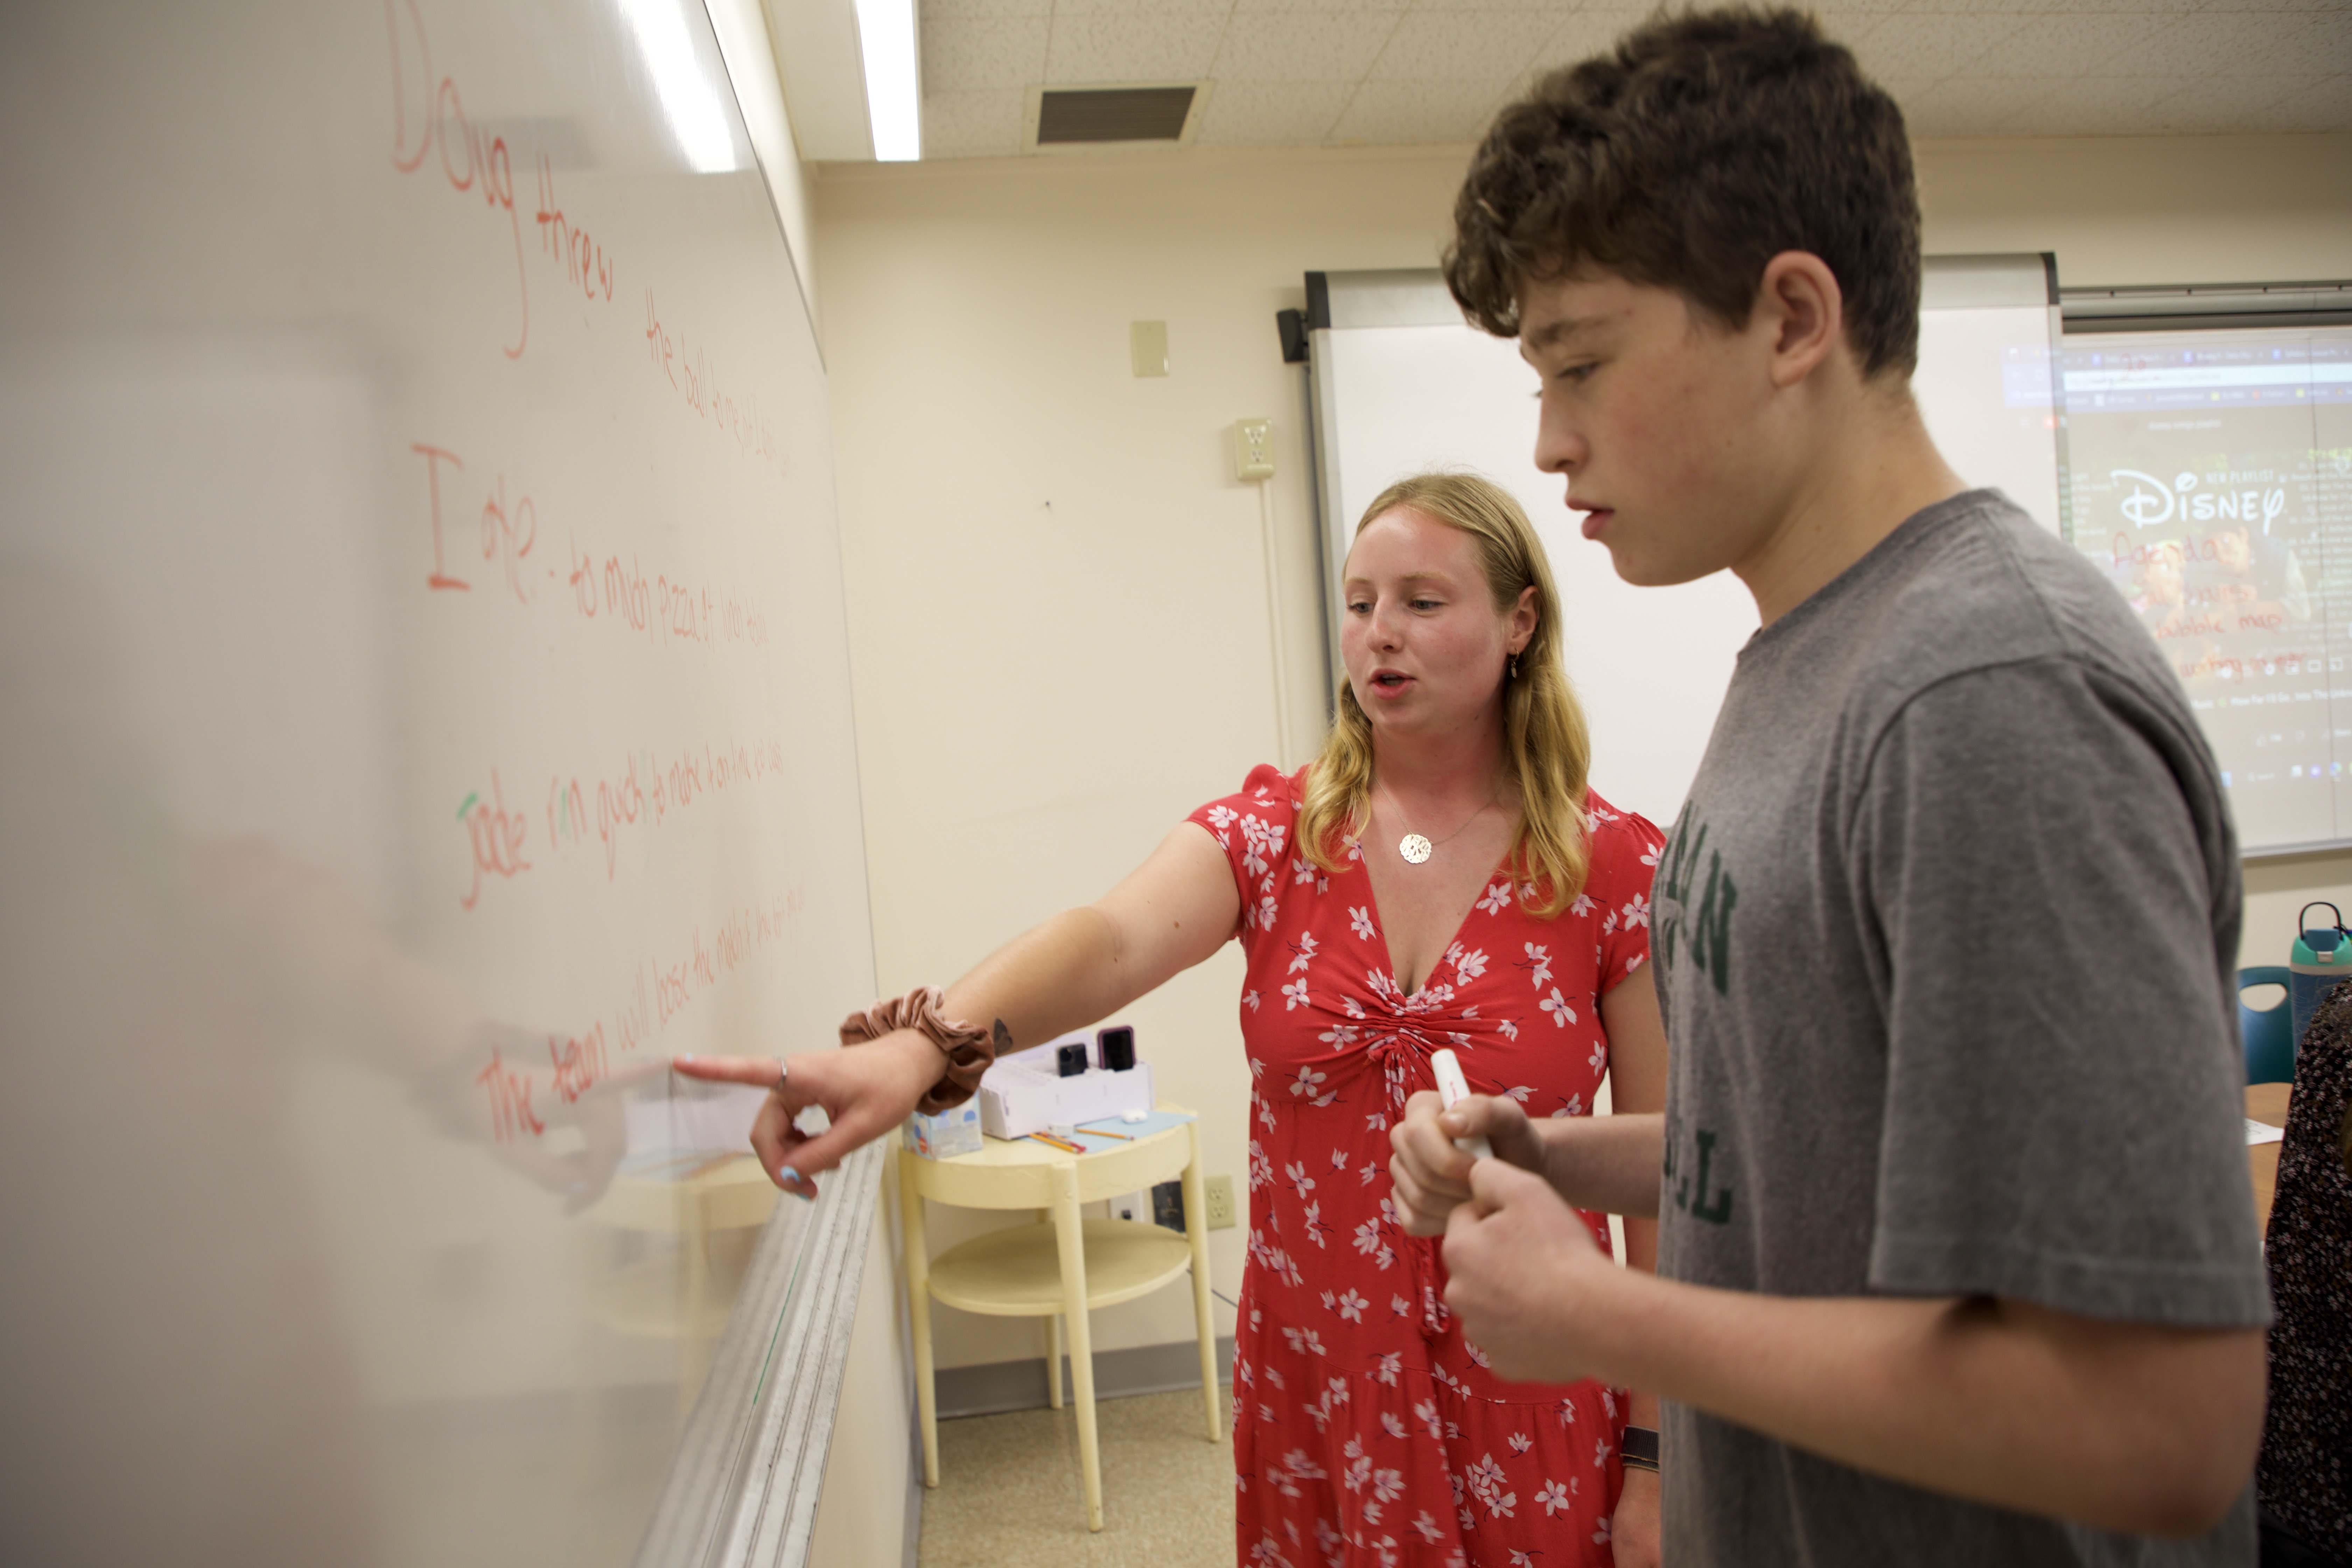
top-left (1028, 84), bottom-right (1207, 150)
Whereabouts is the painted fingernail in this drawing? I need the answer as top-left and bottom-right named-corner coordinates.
top-left (778, 1167), bottom-right (799, 1184)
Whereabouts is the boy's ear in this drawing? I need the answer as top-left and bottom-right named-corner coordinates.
top-left (1756, 251), bottom-right (1843, 391)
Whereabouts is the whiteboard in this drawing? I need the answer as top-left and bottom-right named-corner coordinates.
top-left (1305, 258), bottom-right (2064, 830)
top-left (0, 2), bottom-right (876, 1564)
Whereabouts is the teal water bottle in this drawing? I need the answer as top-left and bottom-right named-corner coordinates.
top-left (2288, 900), bottom-right (2350, 1068)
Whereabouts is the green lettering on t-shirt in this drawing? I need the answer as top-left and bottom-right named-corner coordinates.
top-left (1659, 804), bottom-right (1737, 996)
top-left (1663, 1113), bottom-right (1735, 1226)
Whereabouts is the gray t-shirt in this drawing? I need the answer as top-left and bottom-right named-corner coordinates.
top-left (1653, 490), bottom-right (2269, 1567)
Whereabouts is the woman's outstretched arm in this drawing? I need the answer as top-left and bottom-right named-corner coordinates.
top-left (672, 821), bottom-right (1239, 1195)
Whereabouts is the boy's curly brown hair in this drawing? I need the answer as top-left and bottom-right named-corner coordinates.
top-left (1444, 8), bottom-right (1923, 379)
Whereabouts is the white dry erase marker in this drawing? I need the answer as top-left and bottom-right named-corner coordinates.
top-left (1429, 1049), bottom-right (1493, 1161)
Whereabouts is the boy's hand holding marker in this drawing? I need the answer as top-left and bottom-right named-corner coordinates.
top-left (1388, 1048), bottom-right (1546, 1235)
top-left (1393, 1048), bottom-right (1616, 1384)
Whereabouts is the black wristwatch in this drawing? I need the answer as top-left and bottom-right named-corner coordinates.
top-left (1621, 1425), bottom-right (1659, 1474)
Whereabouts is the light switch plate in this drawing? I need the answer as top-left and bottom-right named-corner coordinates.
top-left (1130, 320), bottom-right (1168, 377)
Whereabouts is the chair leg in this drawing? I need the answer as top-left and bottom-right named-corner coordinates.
top-left (1051, 1161), bottom-right (1103, 1532)
top-left (1181, 1122), bottom-right (1221, 1440)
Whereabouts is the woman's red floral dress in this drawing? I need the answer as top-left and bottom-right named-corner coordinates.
top-left (1188, 764), bottom-right (1664, 1568)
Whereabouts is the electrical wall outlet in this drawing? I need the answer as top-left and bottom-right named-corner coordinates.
top-left (1233, 417), bottom-right (1274, 481)
top-left (1204, 1173), bottom-right (1237, 1230)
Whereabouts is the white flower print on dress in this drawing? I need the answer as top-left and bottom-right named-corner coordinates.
top-left (1284, 1160), bottom-right (1316, 1195)
top-left (1288, 932), bottom-right (1320, 974)
top-left (1334, 1288), bottom-right (1367, 1322)
top-left (1380, 1411), bottom-right (1407, 1438)
top-left (1518, 943), bottom-right (1553, 988)
top-left (1536, 1478), bottom-right (1573, 1516)
top-left (1588, 1039), bottom-right (1607, 1073)
top-left (1412, 1512), bottom-right (1444, 1544)
top-left (1540, 988), bottom-right (1576, 1028)
top-left (1453, 946), bottom-right (1489, 982)
top-left (1497, 1017), bottom-right (1519, 1041)
top-left (1349, 905), bottom-right (1377, 941)
top-left (1504, 1084), bottom-right (1533, 1104)
top-left (1549, 1093), bottom-right (1586, 1119)
top-left (1319, 1024), bottom-right (1359, 1049)
top-left (1571, 891), bottom-right (1597, 918)
top-left (1282, 978), bottom-right (1310, 1010)
top-left (1476, 880), bottom-right (1514, 915)
top-left (1508, 1431), bottom-right (1533, 1455)
top-left (1620, 892), bottom-right (1650, 930)
top-left (1244, 988), bottom-right (1263, 1012)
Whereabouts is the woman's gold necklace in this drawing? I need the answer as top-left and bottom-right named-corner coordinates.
top-left (1377, 780), bottom-right (1498, 865)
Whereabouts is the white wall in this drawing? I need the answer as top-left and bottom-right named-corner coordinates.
top-left (816, 132), bottom-right (2352, 1372)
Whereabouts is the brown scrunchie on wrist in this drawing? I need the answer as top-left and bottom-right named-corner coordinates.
top-left (838, 986), bottom-right (1002, 1114)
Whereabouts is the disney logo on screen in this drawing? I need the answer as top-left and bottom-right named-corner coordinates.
top-left (2113, 470), bottom-right (2287, 533)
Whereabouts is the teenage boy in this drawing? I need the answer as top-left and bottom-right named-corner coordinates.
top-left (1387, 9), bottom-right (2269, 1565)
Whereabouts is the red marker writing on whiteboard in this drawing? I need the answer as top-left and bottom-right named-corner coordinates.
top-left (1430, 1049), bottom-right (1493, 1162)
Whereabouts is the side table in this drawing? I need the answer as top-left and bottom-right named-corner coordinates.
top-left (896, 1106), bottom-right (1221, 1532)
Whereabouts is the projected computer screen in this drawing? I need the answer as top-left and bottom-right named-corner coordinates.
top-left (2063, 328), bottom-right (2352, 852)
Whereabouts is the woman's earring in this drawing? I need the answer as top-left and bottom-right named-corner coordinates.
top-left (1509, 653), bottom-right (1520, 681)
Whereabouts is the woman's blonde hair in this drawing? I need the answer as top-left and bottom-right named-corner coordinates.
top-left (1298, 471), bottom-right (1594, 917)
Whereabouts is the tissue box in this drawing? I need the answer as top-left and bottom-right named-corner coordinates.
top-left (979, 1039), bottom-right (1153, 1140)
top-left (904, 1100), bottom-right (983, 1159)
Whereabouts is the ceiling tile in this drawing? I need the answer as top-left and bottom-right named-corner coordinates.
top-left (1985, 13), bottom-right (2185, 78)
top-left (1526, 11), bottom-right (1662, 74)
top-left (1894, 72), bottom-right (2057, 134)
top-left (1366, 11), bottom-right (1566, 81)
top-left (1996, 73), bottom-right (2232, 133)
top-left (2246, 73), bottom-right (2352, 131)
top-left (1328, 77), bottom-right (1507, 142)
top-left (2102, 12), bottom-right (2352, 81)
top-left (1851, 13), bottom-right (2031, 82)
top-left (919, 89), bottom-right (1031, 157)
top-left (1051, 0), bottom-right (1233, 14)
top-left (1397, 0), bottom-right (1598, 12)
top-left (1951, 0), bottom-right (2199, 16)
top-left (2198, 0), bottom-right (2352, 14)
top-left (1212, 11), bottom-right (1409, 82)
top-left (1192, 80), bottom-right (1358, 145)
top-left (1045, 11), bottom-right (1229, 80)
top-left (921, 14), bottom-right (1051, 94)
top-left (919, 0), bottom-right (1051, 19)
top-left (1227, 0), bottom-right (1416, 12)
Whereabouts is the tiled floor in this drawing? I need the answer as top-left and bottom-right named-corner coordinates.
top-left (916, 1387), bottom-right (1235, 1567)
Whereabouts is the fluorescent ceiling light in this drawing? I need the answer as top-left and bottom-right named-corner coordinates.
top-left (854, 0), bottom-right (920, 162)
top-left (618, 0), bottom-right (738, 173)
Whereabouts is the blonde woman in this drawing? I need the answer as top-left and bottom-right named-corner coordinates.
top-left (678, 472), bottom-right (1668, 1566)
